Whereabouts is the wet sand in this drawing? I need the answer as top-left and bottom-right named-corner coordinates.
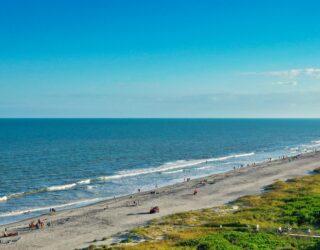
top-left (1, 152), bottom-right (320, 250)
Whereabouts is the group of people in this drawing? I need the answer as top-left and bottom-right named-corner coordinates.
top-left (29, 219), bottom-right (45, 229)
top-left (49, 208), bottom-right (56, 213)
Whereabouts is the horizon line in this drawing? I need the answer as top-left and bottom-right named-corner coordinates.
top-left (1, 117), bottom-right (320, 119)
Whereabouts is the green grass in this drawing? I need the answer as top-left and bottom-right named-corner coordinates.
top-left (85, 169), bottom-right (320, 250)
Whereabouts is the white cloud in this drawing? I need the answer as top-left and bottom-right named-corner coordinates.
top-left (272, 81), bottom-right (298, 86)
top-left (244, 68), bottom-right (320, 79)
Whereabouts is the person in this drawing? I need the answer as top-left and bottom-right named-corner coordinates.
top-left (36, 219), bottom-right (44, 229)
top-left (2, 230), bottom-right (18, 238)
top-left (49, 208), bottom-right (56, 213)
top-left (150, 206), bottom-right (160, 214)
top-left (193, 189), bottom-right (198, 195)
top-left (29, 221), bottom-right (36, 229)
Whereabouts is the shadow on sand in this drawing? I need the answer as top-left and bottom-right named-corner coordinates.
top-left (127, 212), bottom-right (150, 216)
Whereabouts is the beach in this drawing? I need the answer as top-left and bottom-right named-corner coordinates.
top-left (2, 0), bottom-right (320, 248)
top-left (1, 151), bottom-right (319, 250)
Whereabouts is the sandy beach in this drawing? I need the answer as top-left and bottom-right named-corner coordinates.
top-left (1, 152), bottom-right (320, 250)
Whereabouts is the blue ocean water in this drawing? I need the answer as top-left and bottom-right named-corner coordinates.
top-left (1, 118), bottom-right (320, 225)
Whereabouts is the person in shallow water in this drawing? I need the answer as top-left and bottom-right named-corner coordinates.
top-left (49, 208), bottom-right (56, 213)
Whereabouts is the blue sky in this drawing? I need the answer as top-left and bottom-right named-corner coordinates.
top-left (1, 0), bottom-right (320, 118)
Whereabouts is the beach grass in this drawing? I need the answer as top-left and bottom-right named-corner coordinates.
top-left (84, 167), bottom-right (320, 249)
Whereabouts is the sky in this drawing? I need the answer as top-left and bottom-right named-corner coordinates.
top-left (0, 0), bottom-right (320, 118)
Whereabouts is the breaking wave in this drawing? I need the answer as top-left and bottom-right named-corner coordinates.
top-left (161, 169), bottom-right (184, 174)
top-left (0, 198), bottom-right (103, 218)
top-left (0, 196), bottom-right (7, 202)
top-left (196, 166), bottom-right (211, 170)
top-left (46, 183), bottom-right (77, 191)
top-left (290, 139), bottom-right (320, 154)
top-left (0, 152), bottom-right (254, 203)
top-left (77, 179), bottom-right (91, 185)
top-left (99, 152), bottom-right (255, 180)
top-left (1, 182), bottom-right (88, 202)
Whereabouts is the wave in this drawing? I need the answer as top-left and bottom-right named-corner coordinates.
top-left (1, 181), bottom-right (87, 202)
top-left (161, 169), bottom-right (184, 174)
top-left (0, 196), bottom-right (7, 202)
top-left (2, 190), bottom-right (44, 201)
top-left (0, 152), bottom-right (254, 202)
top-left (206, 152), bottom-right (255, 162)
top-left (105, 152), bottom-right (255, 179)
top-left (0, 198), bottom-right (103, 218)
top-left (196, 166), bottom-right (211, 170)
top-left (86, 185), bottom-right (96, 190)
top-left (290, 140), bottom-right (320, 154)
top-left (77, 179), bottom-right (91, 185)
top-left (46, 183), bottom-right (77, 191)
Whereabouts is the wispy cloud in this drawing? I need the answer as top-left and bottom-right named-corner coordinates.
top-left (243, 68), bottom-right (320, 79)
top-left (272, 81), bottom-right (298, 86)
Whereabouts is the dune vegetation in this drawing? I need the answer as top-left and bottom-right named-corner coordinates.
top-left (85, 168), bottom-right (320, 250)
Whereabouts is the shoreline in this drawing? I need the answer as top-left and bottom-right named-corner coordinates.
top-left (0, 151), bottom-right (305, 227)
top-left (1, 151), bottom-right (320, 249)
top-left (0, 152), bottom-right (298, 227)
top-left (0, 152), bottom-right (258, 225)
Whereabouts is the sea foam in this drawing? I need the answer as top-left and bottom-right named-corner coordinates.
top-left (77, 179), bottom-right (91, 185)
top-left (46, 183), bottom-right (77, 191)
top-left (108, 152), bottom-right (255, 178)
top-left (0, 152), bottom-right (255, 203)
top-left (0, 196), bottom-right (7, 202)
top-left (0, 198), bottom-right (103, 218)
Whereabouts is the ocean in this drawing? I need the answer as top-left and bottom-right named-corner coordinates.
top-left (1, 118), bottom-right (320, 225)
